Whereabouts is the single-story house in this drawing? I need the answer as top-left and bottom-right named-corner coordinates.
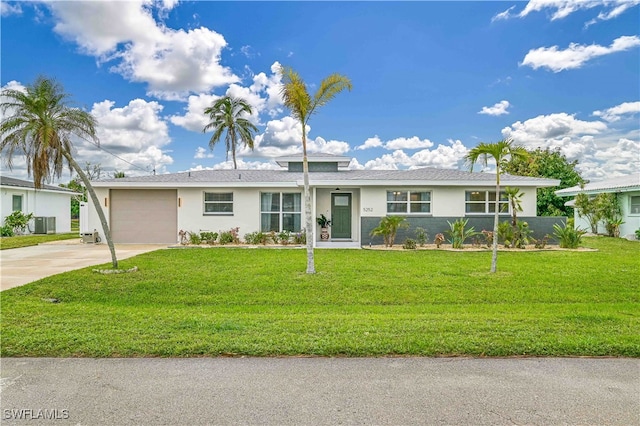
top-left (555, 173), bottom-right (640, 239)
top-left (87, 154), bottom-right (563, 246)
top-left (1, 176), bottom-right (78, 234)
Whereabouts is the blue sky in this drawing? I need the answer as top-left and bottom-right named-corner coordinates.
top-left (1, 0), bottom-right (639, 182)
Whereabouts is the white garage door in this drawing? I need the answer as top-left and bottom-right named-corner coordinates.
top-left (110, 189), bottom-right (177, 244)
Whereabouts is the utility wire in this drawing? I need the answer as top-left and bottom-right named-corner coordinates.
top-left (75, 134), bottom-right (153, 174)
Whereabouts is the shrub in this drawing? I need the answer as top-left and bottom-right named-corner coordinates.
top-left (292, 231), bottom-right (306, 245)
top-left (200, 232), bottom-right (218, 245)
top-left (4, 211), bottom-right (34, 235)
top-left (402, 238), bottom-right (417, 250)
top-left (245, 231), bottom-right (269, 245)
top-left (434, 233), bottom-right (445, 248)
top-left (1, 224), bottom-right (14, 237)
top-left (533, 235), bottom-right (550, 249)
top-left (636, 229), bottom-right (640, 240)
top-left (218, 231), bottom-right (235, 245)
top-left (278, 230), bottom-right (291, 245)
top-left (481, 230), bottom-right (493, 247)
top-left (553, 223), bottom-right (586, 249)
top-left (370, 216), bottom-right (408, 247)
top-left (414, 227), bottom-right (428, 247)
top-left (188, 232), bottom-right (202, 245)
top-left (446, 218), bottom-right (477, 249)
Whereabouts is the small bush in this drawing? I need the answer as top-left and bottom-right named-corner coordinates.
top-left (292, 231), bottom-right (306, 245)
top-left (434, 233), bottom-right (445, 248)
top-left (1, 224), bottom-right (14, 237)
top-left (414, 227), bottom-right (428, 247)
top-left (553, 223), bottom-right (586, 249)
top-left (481, 230), bottom-right (493, 247)
top-left (636, 229), bottom-right (640, 240)
top-left (402, 238), bottom-right (417, 250)
top-left (200, 232), bottom-right (218, 245)
top-left (533, 235), bottom-right (550, 249)
top-left (188, 232), bottom-right (202, 245)
top-left (446, 218), bottom-right (477, 249)
top-left (245, 231), bottom-right (270, 245)
top-left (278, 230), bottom-right (291, 245)
top-left (4, 211), bottom-right (34, 235)
top-left (218, 231), bottom-right (234, 245)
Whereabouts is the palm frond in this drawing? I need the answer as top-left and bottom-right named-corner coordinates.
top-left (309, 73), bottom-right (352, 117)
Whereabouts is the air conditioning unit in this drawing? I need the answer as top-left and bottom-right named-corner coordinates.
top-left (81, 231), bottom-right (100, 243)
top-left (34, 217), bottom-right (56, 234)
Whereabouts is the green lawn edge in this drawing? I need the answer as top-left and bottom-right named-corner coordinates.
top-left (0, 233), bottom-right (79, 250)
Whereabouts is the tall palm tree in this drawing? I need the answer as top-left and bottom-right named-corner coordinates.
top-left (280, 66), bottom-right (352, 274)
top-left (466, 139), bottom-right (528, 273)
top-left (1, 77), bottom-right (119, 268)
top-left (203, 96), bottom-right (258, 169)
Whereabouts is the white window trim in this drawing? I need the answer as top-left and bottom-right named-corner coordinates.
top-left (260, 192), bottom-right (302, 232)
top-left (203, 191), bottom-right (234, 216)
top-left (386, 190), bottom-right (432, 215)
top-left (465, 190), bottom-right (510, 215)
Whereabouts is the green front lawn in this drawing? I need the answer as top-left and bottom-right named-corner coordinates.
top-left (1, 237), bottom-right (638, 357)
top-left (0, 232), bottom-right (79, 250)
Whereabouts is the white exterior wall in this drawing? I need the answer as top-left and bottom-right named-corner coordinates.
top-left (86, 187), bottom-right (110, 240)
top-left (1, 187), bottom-right (73, 233)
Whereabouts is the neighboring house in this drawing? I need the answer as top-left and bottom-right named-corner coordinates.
top-left (556, 173), bottom-right (640, 239)
top-left (1, 176), bottom-right (78, 234)
top-left (87, 154), bottom-right (563, 246)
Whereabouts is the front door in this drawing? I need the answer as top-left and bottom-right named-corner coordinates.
top-left (331, 193), bottom-right (351, 239)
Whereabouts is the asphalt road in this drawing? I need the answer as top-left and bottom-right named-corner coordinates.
top-left (1, 357), bottom-right (638, 425)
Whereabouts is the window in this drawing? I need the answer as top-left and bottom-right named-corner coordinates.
top-left (204, 192), bottom-right (233, 214)
top-left (630, 196), bottom-right (640, 215)
top-left (387, 191), bottom-right (431, 214)
top-left (465, 191), bottom-right (509, 214)
top-left (12, 195), bottom-right (22, 212)
top-left (261, 192), bottom-right (301, 232)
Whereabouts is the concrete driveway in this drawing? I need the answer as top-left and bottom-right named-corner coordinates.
top-left (0, 240), bottom-right (165, 291)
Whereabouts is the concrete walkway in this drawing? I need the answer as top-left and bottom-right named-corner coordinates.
top-left (1, 357), bottom-right (638, 425)
top-left (0, 241), bottom-right (165, 291)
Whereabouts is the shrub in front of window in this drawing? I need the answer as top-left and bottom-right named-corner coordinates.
top-left (218, 227), bottom-right (240, 245)
top-left (188, 232), bottom-right (202, 245)
top-left (446, 218), bottom-right (477, 249)
top-left (278, 230), bottom-right (291, 245)
top-left (4, 211), bottom-right (34, 235)
top-left (245, 231), bottom-right (269, 245)
top-left (293, 231), bottom-right (306, 245)
top-left (200, 232), bottom-right (218, 245)
top-left (370, 216), bottom-right (409, 247)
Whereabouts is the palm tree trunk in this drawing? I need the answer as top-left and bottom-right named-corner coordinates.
top-left (63, 150), bottom-right (118, 269)
top-left (231, 134), bottom-right (238, 169)
top-left (301, 129), bottom-right (315, 274)
top-left (491, 177), bottom-right (500, 273)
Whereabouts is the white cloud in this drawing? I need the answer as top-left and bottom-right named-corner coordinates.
top-left (169, 61), bottom-right (284, 131)
top-left (518, 0), bottom-right (640, 21)
top-left (360, 139), bottom-right (469, 170)
top-left (211, 159), bottom-right (281, 170)
top-left (355, 135), bottom-right (433, 150)
top-left (479, 100), bottom-right (511, 116)
top-left (1, 2), bottom-right (22, 16)
top-left (521, 35), bottom-right (640, 72)
top-left (491, 5), bottom-right (515, 22)
top-left (194, 146), bottom-right (214, 159)
top-left (237, 116), bottom-right (349, 158)
top-left (502, 113), bottom-right (607, 147)
top-left (47, 1), bottom-right (238, 100)
top-left (81, 99), bottom-right (173, 175)
top-left (593, 101), bottom-right (640, 122)
top-left (502, 112), bottom-right (640, 180)
top-left (520, 36), bottom-right (640, 72)
top-left (356, 136), bottom-right (383, 150)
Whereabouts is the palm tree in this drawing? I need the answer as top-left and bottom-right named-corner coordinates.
top-left (203, 96), bottom-right (258, 169)
top-left (0, 76), bottom-right (119, 268)
top-left (466, 139), bottom-right (528, 273)
top-left (280, 66), bottom-right (352, 274)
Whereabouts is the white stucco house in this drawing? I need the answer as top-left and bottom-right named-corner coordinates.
top-left (87, 154), bottom-right (563, 246)
top-left (556, 173), bottom-right (640, 239)
top-left (1, 176), bottom-right (78, 234)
